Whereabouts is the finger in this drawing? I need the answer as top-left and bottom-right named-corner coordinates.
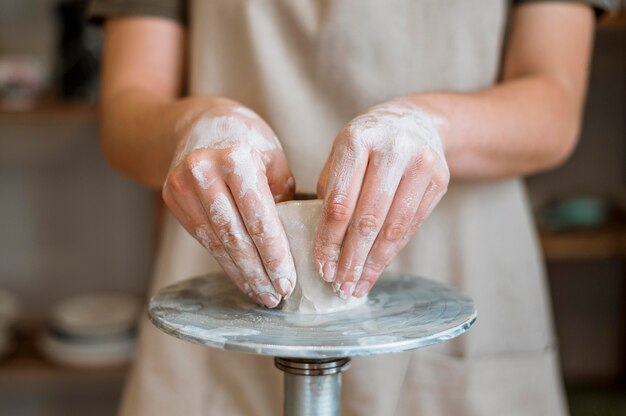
top-left (332, 151), bottom-right (406, 299)
top-left (392, 180), bottom-right (446, 264)
top-left (194, 223), bottom-right (263, 303)
top-left (207, 188), bottom-right (282, 308)
top-left (185, 158), bottom-right (282, 308)
top-left (265, 150), bottom-right (295, 202)
top-left (163, 167), bottom-right (259, 303)
top-left (353, 165), bottom-right (433, 298)
top-left (411, 166), bottom-right (449, 230)
top-left (314, 138), bottom-right (369, 282)
top-left (316, 160), bottom-right (331, 198)
top-left (223, 147), bottom-right (296, 298)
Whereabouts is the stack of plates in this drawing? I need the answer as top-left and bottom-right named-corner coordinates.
top-left (0, 289), bottom-right (20, 359)
top-left (39, 292), bottom-right (141, 368)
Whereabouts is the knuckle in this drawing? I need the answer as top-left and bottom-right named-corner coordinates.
top-left (214, 223), bottom-right (235, 244)
top-left (342, 262), bottom-right (364, 281)
top-left (410, 214), bottom-right (425, 232)
top-left (262, 254), bottom-right (284, 273)
top-left (213, 223), bottom-right (247, 254)
top-left (209, 244), bottom-right (228, 258)
top-left (161, 186), bottom-right (173, 206)
top-left (324, 194), bottom-right (352, 222)
top-left (363, 259), bottom-right (386, 275)
top-left (384, 223), bottom-right (408, 242)
top-left (437, 167), bottom-right (450, 185)
top-left (222, 232), bottom-right (245, 253)
top-left (335, 130), bottom-right (363, 157)
top-left (165, 171), bottom-right (187, 195)
top-left (223, 144), bottom-right (250, 163)
top-left (182, 153), bottom-right (202, 171)
top-left (221, 151), bottom-right (239, 172)
top-left (247, 217), bottom-right (272, 241)
top-left (417, 148), bottom-right (436, 171)
top-left (201, 232), bottom-right (228, 257)
top-left (315, 240), bottom-right (342, 261)
top-left (355, 214), bottom-right (380, 237)
top-left (247, 217), bottom-right (265, 237)
top-left (428, 181), bottom-right (440, 194)
top-left (343, 131), bottom-right (360, 147)
top-left (343, 135), bottom-right (365, 158)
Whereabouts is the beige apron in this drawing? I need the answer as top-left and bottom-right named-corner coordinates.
top-left (120, 1), bottom-right (568, 414)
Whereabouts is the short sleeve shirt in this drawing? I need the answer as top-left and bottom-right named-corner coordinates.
top-left (89, 0), bottom-right (620, 26)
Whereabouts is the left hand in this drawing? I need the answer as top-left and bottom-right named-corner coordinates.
top-left (314, 99), bottom-right (450, 299)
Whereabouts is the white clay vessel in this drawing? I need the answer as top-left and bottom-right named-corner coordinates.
top-left (276, 199), bottom-right (367, 314)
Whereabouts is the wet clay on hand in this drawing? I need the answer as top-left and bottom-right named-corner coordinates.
top-left (276, 200), bottom-right (367, 313)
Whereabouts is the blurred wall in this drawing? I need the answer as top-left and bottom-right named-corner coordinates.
top-left (0, 119), bottom-right (156, 324)
top-left (527, 22), bottom-right (626, 383)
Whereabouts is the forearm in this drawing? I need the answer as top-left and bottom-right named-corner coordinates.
top-left (100, 90), bottom-right (228, 188)
top-left (408, 74), bottom-right (584, 180)
top-left (403, 2), bottom-right (594, 181)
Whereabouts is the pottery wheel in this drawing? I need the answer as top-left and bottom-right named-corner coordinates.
top-left (148, 271), bottom-right (476, 359)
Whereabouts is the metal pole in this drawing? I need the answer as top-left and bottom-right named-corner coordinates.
top-left (275, 357), bottom-right (351, 416)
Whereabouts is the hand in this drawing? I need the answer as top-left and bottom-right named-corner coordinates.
top-left (315, 99), bottom-right (450, 299)
top-left (162, 100), bottom-right (296, 308)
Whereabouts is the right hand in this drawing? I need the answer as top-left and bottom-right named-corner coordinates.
top-left (162, 100), bottom-right (296, 308)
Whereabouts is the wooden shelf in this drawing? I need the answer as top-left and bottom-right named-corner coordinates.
top-left (0, 330), bottom-right (128, 381)
top-left (599, 11), bottom-right (626, 29)
top-left (540, 223), bottom-right (626, 262)
top-left (0, 101), bottom-right (97, 122)
top-left (0, 355), bottom-right (128, 381)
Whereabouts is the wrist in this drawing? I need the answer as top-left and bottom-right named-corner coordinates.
top-left (395, 93), bottom-right (454, 160)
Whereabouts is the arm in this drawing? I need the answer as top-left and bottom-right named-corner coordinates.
top-left (100, 17), bottom-right (187, 187)
top-left (413, 2), bottom-right (595, 179)
top-left (314, 3), bottom-right (595, 298)
top-left (100, 18), bottom-right (297, 308)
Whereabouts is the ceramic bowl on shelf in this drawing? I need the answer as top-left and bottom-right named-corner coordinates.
top-left (49, 292), bottom-right (141, 337)
top-left (39, 329), bottom-right (135, 368)
top-left (39, 292), bottom-right (141, 368)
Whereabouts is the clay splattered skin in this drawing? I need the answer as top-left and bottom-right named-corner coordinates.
top-left (162, 100), bottom-right (296, 308)
top-left (315, 99), bottom-right (450, 300)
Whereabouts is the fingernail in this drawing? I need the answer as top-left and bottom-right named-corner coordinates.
top-left (322, 261), bottom-right (337, 282)
top-left (336, 282), bottom-right (355, 300)
top-left (259, 293), bottom-right (280, 308)
top-left (354, 281), bottom-right (371, 298)
top-left (276, 278), bottom-right (293, 296)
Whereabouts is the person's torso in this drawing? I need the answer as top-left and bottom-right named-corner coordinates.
top-left (189, 0), bottom-right (508, 192)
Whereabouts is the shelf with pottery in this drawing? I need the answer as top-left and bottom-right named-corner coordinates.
top-left (0, 334), bottom-right (128, 381)
top-left (0, 100), bottom-right (96, 122)
top-left (0, 355), bottom-right (128, 381)
top-left (539, 223), bottom-right (626, 262)
top-left (0, 292), bottom-right (140, 381)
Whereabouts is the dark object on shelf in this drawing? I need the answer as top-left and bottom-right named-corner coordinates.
top-left (537, 196), bottom-right (612, 232)
top-left (0, 289), bottom-right (21, 360)
top-left (55, 0), bottom-right (101, 99)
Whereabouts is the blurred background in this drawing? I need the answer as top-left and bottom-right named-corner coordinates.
top-left (0, 0), bottom-right (624, 415)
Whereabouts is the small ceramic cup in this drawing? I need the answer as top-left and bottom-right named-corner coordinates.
top-left (276, 199), bottom-right (366, 313)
